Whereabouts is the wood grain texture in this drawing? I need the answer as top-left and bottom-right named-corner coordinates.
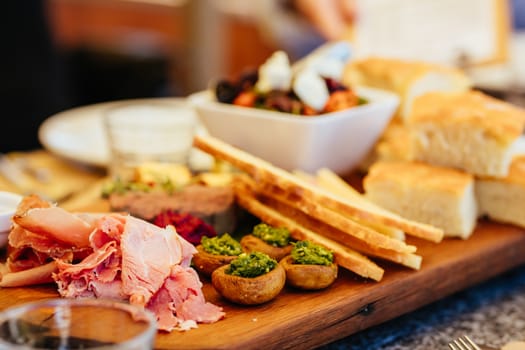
top-left (1, 218), bottom-right (524, 349)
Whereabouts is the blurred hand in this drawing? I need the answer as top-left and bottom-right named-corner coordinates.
top-left (292, 0), bottom-right (355, 40)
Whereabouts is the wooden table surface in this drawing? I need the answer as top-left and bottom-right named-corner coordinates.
top-left (2, 151), bottom-right (525, 349)
top-left (1, 218), bottom-right (524, 350)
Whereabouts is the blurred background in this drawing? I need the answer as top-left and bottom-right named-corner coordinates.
top-left (1, 0), bottom-right (287, 152)
top-left (0, 0), bottom-right (524, 152)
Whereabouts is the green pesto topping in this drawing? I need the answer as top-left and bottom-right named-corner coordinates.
top-left (226, 252), bottom-right (277, 278)
top-left (101, 177), bottom-right (178, 198)
top-left (291, 241), bottom-right (334, 266)
top-left (201, 233), bottom-right (243, 256)
top-left (252, 223), bottom-right (290, 247)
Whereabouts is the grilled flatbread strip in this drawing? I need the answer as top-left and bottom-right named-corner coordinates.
top-left (233, 181), bottom-right (385, 281)
top-left (254, 180), bottom-right (417, 254)
top-left (235, 176), bottom-right (420, 270)
top-left (293, 169), bottom-right (405, 241)
top-left (314, 168), bottom-right (405, 241)
top-left (257, 193), bottom-right (422, 270)
top-left (236, 174), bottom-right (421, 267)
top-left (294, 169), bottom-right (406, 241)
top-left (194, 134), bottom-right (444, 242)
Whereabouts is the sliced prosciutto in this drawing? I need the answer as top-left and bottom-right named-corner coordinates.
top-left (120, 216), bottom-right (196, 306)
top-left (54, 239), bottom-right (123, 299)
top-left (54, 213), bottom-right (224, 331)
top-left (13, 206), bottom-right (95, 248)
top-left (1, 196), bottom-right (95, 286)
top-left (147, 265), bottom-right (224, 331)
top-left (1, 195), bottom-right (225, 331)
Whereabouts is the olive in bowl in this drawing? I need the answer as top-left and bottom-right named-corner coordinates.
top-left (192, 233), bottom-right (243, 276)
top-left (240, 223), bottom-right (292, 261)
top-left (211, 252), bottom-right (286, 305)
top-left (280, 240), bottom-right (338, 290)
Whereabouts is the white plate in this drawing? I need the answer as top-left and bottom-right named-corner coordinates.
top-left (39, 98), bottom-right (213, 169)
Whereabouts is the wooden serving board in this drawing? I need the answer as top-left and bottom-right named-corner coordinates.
top-left (1, 206), bottom-right (525, 349)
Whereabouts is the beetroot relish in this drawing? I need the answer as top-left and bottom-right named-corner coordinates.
top-left (153, 210), bottom-right (217, 245)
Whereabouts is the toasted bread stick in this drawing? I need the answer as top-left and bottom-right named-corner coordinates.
top-left (194, 134), bottom-right (443, 242)
top-left (233, 181), bottom-right (385, 281)
top-left (314, 168), bottom-right (405, 240)
top-left (253, 180), bottom-right (417, 254)
top-left (257, 193), bottom-right (421, 269)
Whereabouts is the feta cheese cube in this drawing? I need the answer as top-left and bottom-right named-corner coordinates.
top-left (255, 51), bottom-right (292, 93)
top-left (293, 69), bottom-right (329, 111)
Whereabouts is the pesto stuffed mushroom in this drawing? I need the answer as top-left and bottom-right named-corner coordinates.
top-left (192, 233), bottom-right (243, 276)
top-left (211, 252), bottom-right (286, 305)
top-left (280, 240), bottom-right (338, 290)
top-left (240, 223), bottom-right (293, 261)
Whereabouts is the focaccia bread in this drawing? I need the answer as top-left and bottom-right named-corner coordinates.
top-left (476, 155), bottom-right (525, 228)
top-left (408, 90), bottom-right (525, 177)
top-left (363, 161), bottom-right (478, 239)
top-left (343, 57), bottom-right (471, 121)
top-left (373, 119), bottom-right (414, 162)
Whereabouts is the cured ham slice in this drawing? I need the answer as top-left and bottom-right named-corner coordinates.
top-left (0, 261), bottom-right (57, 287)
top-left (55, 213), bottom-right (223, 331)
top-left (120, 217), bottom-right (196, 306)
top-left (14, 194), bottom-right (51, 213)
top-left (147, 265), bottom-right (225, 331)
top-left (4, 196), bottom-right (94, 283)
top-left (8, 225), bottom-right (77, 258)
top-left (54, 240), bottom-right (122, 299)
top-left (13, 207), bottom-right (94, 248)
top-left (1, 195), bottom-right (225, 331)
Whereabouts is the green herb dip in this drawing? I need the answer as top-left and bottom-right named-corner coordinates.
top-left (101, 178), bottom-right (178, 198)
top-left (291, 241), bottom-right (334, 266)
top-left (252, 223), bottom-right (290, 247)
top-left (201, 233), bottom-right (243, 256)
top-left (227, 252), bottom-right (277, 278)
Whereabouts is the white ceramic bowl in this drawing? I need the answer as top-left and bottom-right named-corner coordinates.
top-left (0, 191), bottom-right (23, 247)
top-left (189, 86), bottom-right (399, 174)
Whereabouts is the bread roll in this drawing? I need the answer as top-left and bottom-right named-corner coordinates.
top-left (409, 90), bottom-right (525, 177)
top-left (343, 57), bottom-right (471, 121)
top-left (363, 161), bottom-right (478, 239)
top-left (476, 155), bottom-right (525, 228)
